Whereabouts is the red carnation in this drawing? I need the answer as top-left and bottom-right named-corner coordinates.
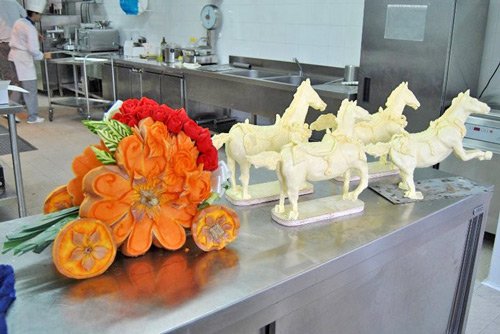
top-left (120, 114), bottom-right (138, 127)
top-left (195, 128), bottom-right (213, 153)
top-left (197, 145), bottom-right (218, 171)
top-left (166, 108), bottom-right (189, 133)
top-left (137, 96), bottom-right (159, 108)
top-left (120, 99), bottom-right (139, 115)
top-left (151, 108), bottom-right (167, 122)
top-left (177, 108), bottom-right (190, 123)
top-left (183, 119), bottom-right (203, 140)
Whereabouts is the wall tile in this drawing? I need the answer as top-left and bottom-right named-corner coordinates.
top-left (100, 0), bottom-right (365, 66)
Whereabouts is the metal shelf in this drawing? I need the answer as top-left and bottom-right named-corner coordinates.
top-left (59, 83), bottom-right (104, 99)
top-left (44, 51), bottom-right (117, 121)
top-left (49, 96), bottom-right (113, 109)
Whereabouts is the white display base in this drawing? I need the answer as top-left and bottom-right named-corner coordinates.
top-left (335, 161), bottom-right (399, 182)
top-left (225, 181), bottom-right (314, 206)
top-left (271, 195), bottom-right (364, 227)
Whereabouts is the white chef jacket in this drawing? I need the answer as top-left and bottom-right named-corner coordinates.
top-left (0, 0), bottom-right (26, 43)
top-left (8, 17), bottom-right (43, 81)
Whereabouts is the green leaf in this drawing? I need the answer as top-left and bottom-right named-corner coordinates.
top-left (84, 119), bottom-right (132, 153)
top-left (96, 127), bottom-right (121, 153)
top-left (9, 215), bottom-right (77, 255)
top-left (3, 206), bottom-right (79, 255)
top-left (90, 146), bottom-right (116, 165)
top-left (82, 120), bottom-right (106, 134)
top-left (107, 119), bottom-right (133, 138)
top-left (17, 206), bottom-right (79, 233)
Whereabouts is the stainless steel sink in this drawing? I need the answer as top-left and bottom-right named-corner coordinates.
top-left (225, 69), bottom-right (285, 78)
top-left (263, 75), bottom-right (333, 86)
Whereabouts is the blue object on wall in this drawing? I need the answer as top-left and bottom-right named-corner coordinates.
top-left (120, 0), bottom-right (148, 15)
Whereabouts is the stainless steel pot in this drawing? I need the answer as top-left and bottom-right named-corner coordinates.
top-left (163, 46), bottom-right (177, 63)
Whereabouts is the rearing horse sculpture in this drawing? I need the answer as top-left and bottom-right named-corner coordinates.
top-left (212, 79), bottom-right (327, 200)
top-left (365, 90), bottom-right (492, 199)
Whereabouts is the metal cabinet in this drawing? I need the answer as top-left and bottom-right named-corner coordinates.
top-left (102, 63), bottom-right (183, 108)
top-left (160, 74), bottom-right (184, 109)
top-left (115, 65), bottom-right (132, 100)
top-left (141, 71), bottom-right (161, 101)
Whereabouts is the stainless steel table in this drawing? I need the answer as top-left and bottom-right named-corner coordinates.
top-left (2, 168), bottom-right (492, 334)
top-left (0, 103), bottom-right (26, 217)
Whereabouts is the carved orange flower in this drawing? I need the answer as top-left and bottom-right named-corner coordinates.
top-left (67, 141), bottom-right (109, 206)
top-left (80, 118), bottom-right (212, 257)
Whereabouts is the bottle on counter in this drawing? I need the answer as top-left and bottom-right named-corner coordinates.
top-left (189, 37), bottom-right (197, 49)
top-left (158, 37), bottom-right (167, 62)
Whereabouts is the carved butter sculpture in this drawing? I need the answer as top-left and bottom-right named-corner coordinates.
top-left (365, 90), bottom-right (492, 199)
top-left (212, 79), bottom-right (327, 200)
top-left (311, 82), bottom-right (420, 164)
top-left (248, 100), bottom-right (371, 220)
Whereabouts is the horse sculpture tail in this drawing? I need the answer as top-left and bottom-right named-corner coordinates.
top-left (246, 151), bottom-right (282, 171)
top-left (211, 133), bottom-right (231, 150)
top-left (364, 142), bottom-right (392, 158)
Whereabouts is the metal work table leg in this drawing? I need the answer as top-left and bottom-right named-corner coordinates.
top-left (7, 113), bottom-right (26, 217)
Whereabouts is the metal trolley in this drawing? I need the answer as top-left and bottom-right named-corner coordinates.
top-left (43, 51), bottom-right (116, 121)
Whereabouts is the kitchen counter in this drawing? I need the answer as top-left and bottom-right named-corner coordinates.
top-left (112, 56), bottom-right (184, 77)
top-left (111, 55), bottom-right (357, 101)
top-left (3, 166), bottom-right (491, 334)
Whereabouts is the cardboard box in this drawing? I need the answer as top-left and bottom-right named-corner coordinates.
top-left (0, 80), bottom-right (29, 105)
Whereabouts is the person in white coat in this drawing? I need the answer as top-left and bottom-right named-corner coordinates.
top-left (8, 0), bottom-right (47, 124)
top-left (0, 0), bottom-right (26, 107)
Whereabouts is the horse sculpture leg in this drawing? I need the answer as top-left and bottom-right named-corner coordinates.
top-left (226, 151), bottom-right (239, 191)
top-left (453, 144), bottom-right (493, 161)
top-left (400, 169), bottom-right (423, 199)
top-left (346, 165), bottom-right (368, 200)
top-left (274, 162), bottom-right (287, 214)
top-left (342, 169), bottom-right (351, 198)
top-left (287, 188), bottom-right (300, 220)
top-left (239, 160), bottom-right (252, 200)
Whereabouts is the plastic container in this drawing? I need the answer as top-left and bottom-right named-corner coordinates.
top-left (123, 40), bottom-right (134, 56)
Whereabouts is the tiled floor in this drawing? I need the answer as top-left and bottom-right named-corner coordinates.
top-left (0, 96), bottom-right (499, 333)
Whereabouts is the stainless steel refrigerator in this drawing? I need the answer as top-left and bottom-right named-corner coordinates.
top-left (357, 0), bottom-right (489, 133)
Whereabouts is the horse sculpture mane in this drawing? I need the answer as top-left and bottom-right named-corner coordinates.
top-left (281, 82), bottom-right (307, 125)
top-left (385, 82), bottom-right (409, 112)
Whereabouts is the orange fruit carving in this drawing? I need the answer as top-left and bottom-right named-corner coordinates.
top-left (53, 218), bottom-right (117, 279)
top-left (191, 205), bottom-right (240, 252)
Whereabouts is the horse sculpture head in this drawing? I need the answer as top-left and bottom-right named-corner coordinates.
top-left (300, 79), bottom-right (327, 112)
top-left (385, 82), bottom-right (421, 111)
top-left (445, 90), bottom-right (490, 118)
top-left (334, 100), bottom-right (371, 136)
top-left (338, 100), bottom-right (371, 123)
top-left (281, 79), bottom-right (327, 125)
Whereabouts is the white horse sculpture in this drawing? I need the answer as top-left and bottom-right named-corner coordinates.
top-left (365, 90), bottom-right (492, 199)
top-left (311, 82), bottom-right (420, 144)
top-left (247, 100), bottom-right (371, 220)
top-left (212, 79), bottom-right (327, 200)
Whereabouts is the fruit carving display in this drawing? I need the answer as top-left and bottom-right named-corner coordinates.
top-left (3, 97), bottom-right (239, 280)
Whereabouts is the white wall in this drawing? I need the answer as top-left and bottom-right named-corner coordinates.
top-left (97, 0), bottom-right (500, 99)
top-left (96, 0), bottom-right (364, 67)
